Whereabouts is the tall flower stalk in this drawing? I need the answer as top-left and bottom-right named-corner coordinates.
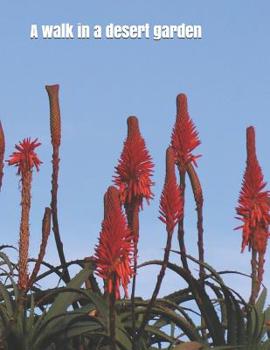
top-left (187, 162), bottom-right (204, 280)
top-left (27, 207), bottom-right (51, 291)
top-left (95, 186), bottom-right (134, 298)
top-left (235, 126), bottom-right (270, 304)
top-left (94, 186), bottom-right (133, 350)
top-left (137, 147), bottom-right (183, 340)
top-left (114, 116), bottom-right (154, 233)
top-left (0, 122), bottom-right (5, 190)
top-left (46, 84), bottom-right (70, 284)
top-left (114, 116), bottom-right (154, 343)
top-left (171, 94), bottom-right (203, 277)
top-left (7, 138), bottom-right (42, 290)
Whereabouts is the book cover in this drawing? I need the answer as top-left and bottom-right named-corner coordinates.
top-left (0, 2), bottom-right (269, 349)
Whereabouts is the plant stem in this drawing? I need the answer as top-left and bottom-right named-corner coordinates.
top-left (109, 275), bottom-right (117, 350)
top-left (128, 202), bottom-right (139, 350)
top-left (249, 248), bottom-right (258, 305)
top-left (177, 169), bottom-right (189, 271)
top-left (186, 164), bottom-right (206, 340)
top-left (196, 204), bottom-right (204, 280)
top-left (257, 251), bottom-right (265, 296)
top-left (27, 207), bottom-right (51, 291)
top-left (51, 148), bottom-right (70, 283)
top-left (131, 251), bottom-right (138, 350)
top-left (187, 163), bottom-right (205, 281)
top-left (18, 170), bottom-right (32, 290)
top-left (136, 231), bottom-right (173, 340)
top-left (46, 85), bottom-right (71, 284)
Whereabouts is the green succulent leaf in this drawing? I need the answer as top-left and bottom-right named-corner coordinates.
top-left (0, 281), bottom-right (13, 319)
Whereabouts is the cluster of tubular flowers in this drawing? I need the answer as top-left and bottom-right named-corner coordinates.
top-left (169, 93), bottom-right (204, 275)
top-left (114, 116), bottom-right (154, 209)
top-left (8, 138), bottom-right (42, 174)
top-left (236, 127), bottom-right (270, 292)
top-left (236, 127), bottom-right (270, 253)
top-left (94, 186), bottom-right (134, 299)
top-left (171, 93), bottom-right (201, 170)
top-left (159, 147), bottom-right (183, 234)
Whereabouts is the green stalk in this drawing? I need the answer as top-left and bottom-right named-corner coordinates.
top-left (127, 202), bottom-right (139, 350)
top-left (18, 170), bottom-right (32, 291)
top-left (249, 248), bottom-right (258, 305)
top-left (109, 275), bottom-right (117, 350)
top-left (46, 85), bottom-right (71, 284)
top-left (136, 231), bottom-right (173, 340)
top-left (51, 147), bottom-right (71, 283)
top-left (177, 169), bottom-right (189, 271)
top-left (187, 163), bottom-right (205, 281)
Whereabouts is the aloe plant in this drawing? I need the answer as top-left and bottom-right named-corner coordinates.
top-left (0, 252), bottom-right (135, 350)
top-left (1, 87), bottom-right (270, 350)
top-left (0, 254), bottom-right (98, 349)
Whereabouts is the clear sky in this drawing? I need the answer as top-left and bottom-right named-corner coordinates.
top-left (1, 1), bottom-right (270, 300)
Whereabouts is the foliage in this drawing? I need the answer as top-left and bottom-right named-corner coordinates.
top-left (0, 88), bottom-right (270, 350)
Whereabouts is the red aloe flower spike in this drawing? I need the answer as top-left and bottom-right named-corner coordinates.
top-left (0, 122), bottom-right (5, 190)
top-left (114, 116), bottom-right (154, 209)
top-left (137, 147), bottom-right (183, 340)
top-left (8, 138), bottom-right (42, 174)
top-left (235, 127), bottom-right (270, 253)
top-left (94, 186), bottom-right (134, 299)
top-left (113, 116), bottom-right (154, 341)
top-left (171, 93), bottom-right (201, 171)
top-left (159, 147), bottom-right (183, 233)
top-left (235, 126), bottom-right (270, 303)
top-left (170, 94), bottom-right (201, 274)
top-left (7, 138), bottom-right (42, 290)
top-left (46, 84), bottom-right (61, 148)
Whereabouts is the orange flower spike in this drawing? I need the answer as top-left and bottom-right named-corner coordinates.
top-left (114, 116), bottom-right (154, 208)
top-left (8, 138), bottom-right (42, 290)
top-left (137, 147), bottom-right (184, 338)
top-left (8, 138), bottom-right (42, 174)
top-left (94, 186), bottom-right (134, 299)
top-left (235, 126), bottom-right (270, 253)
top-left (0, 122), bottom-right (5, 190)
top-left (45, 84), bottom-right (61, 148)
top-left (171, 94), bottom-right (201, 170)
top-left (159, 147), bottom-right (183, 233)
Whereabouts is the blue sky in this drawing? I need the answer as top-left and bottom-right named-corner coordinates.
top-left (1, 1), bottom-right (270, 300)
